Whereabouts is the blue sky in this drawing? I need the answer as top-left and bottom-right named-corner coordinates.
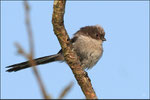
top-left (1, 1), bottom-right (149, 99)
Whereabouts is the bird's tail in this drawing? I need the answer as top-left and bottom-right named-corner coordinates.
top-left (6, 53), bottom-right (63, 72)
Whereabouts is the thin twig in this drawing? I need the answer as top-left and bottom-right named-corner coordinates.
top-left (52, 0), bottom-right (97, 99)
top-left (23, 1), bottom-right (49, 99)
top-left (58, 81), bottom-right (74, 99)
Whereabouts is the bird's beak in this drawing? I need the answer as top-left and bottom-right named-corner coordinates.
top-left (102, 38), bottom-right (106, 41)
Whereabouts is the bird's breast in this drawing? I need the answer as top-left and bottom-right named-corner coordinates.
top-left (73, 35), bottom-right (103, 69)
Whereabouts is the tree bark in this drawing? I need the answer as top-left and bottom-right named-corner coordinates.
top-left (52, 0), bottom-right (97, 99)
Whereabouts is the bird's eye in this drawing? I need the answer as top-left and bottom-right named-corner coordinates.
top-left (96, 34), bottom-right (99, 37)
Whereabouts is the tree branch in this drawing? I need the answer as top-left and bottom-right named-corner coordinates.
top-left (52, 0), bottom-right (97, 99)
top-left (23, 1), bottom-right (50, 99)
top-left (58, 81), bottom-right (74, 99)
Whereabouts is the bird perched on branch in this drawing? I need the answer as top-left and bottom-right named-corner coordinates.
top-left (6, 25), bottom-right (106, 72)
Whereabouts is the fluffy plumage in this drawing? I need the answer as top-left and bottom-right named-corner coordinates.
top-left (6, 25), bottom-right (106, 72)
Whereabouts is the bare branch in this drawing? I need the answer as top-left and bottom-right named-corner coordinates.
top-left (52, 0), bottom-right (97, 99)
top-left (24, 1), bottom-right (34, 56)
top-left (58, 81), bottom-right (74, 99)
top-left (23, 1), bottom-right (50, 99)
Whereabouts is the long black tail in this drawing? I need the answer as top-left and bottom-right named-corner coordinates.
top-left (6, 54), bottom-right (63, 72)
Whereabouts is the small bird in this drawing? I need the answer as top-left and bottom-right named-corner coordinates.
top-left (6, 25), bottom-right (106, 72)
